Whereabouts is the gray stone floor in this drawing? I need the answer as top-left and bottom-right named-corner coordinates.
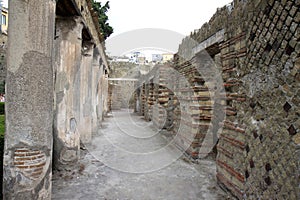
top-left (52, 110), bottom-right (231, 200)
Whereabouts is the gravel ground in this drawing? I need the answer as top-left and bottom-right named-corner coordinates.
top-left (52, 110), bottom-right (232, 200)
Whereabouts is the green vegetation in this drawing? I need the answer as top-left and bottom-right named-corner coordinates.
top-left (92, 0), bottom-right (113, 40)
top-left (0, 115), bottom-right (4, 160)
top-left (0, 115), bottom-right (4, 135)
top-left (0, 102), bottom-right (4, 115)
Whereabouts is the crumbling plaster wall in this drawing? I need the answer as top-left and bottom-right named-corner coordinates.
top-left (3, 0), bottom-right (56, 199)
top-left (53, 0), bottom-right (110, 171)
top-left (3, 0), bottom-right (110, 198)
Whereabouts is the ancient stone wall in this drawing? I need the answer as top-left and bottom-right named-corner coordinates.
top-left (3, 0), bottom-right (56, 198)
top-left (53, 0), bottom-right (110, 171)
top-left (180, 1), bottom-right (250, 197)
top-left (53, 16), bottom-right (84, 170)
top-left (118, 80), bottom-right (136, 109)
top-left (137, 0), bottom-right (299, 199)
top-left (3, 0), bottom-right (110, 198)
top-left (110, 84), bottom-right (122, 110)
top-left (240, 0), bottom-right (299, 198)
top-left (0, 33), bottom-right (7, 85)
top-left (136, 65), bottom-right (175, 128)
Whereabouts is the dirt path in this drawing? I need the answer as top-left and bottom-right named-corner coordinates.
top-left (52, 110), bottom-right (230, 200)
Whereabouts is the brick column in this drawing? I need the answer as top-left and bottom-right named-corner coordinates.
top-left (3, 0), bottom-right (56, 199)
top-left (53, 17), bottom-right (83, 170)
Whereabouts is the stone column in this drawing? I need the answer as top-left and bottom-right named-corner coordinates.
top-left (91, 54), bottom-right (100, 133)
top-left (103, 72), bottom-right (109, 116)
top-left (53, 17), bottom-right (83, 170)
top-left (92, 47), bottom-right (102, 126)
top-left (3, 0), bottom-right (56, 199)
top-left (97, 66), bottom-right (104, 122)
top-left (79, 41), bottom-right (94, 143)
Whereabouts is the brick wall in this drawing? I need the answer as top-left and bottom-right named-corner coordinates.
top-left (136, 0), bottom-right (299, 199)
top-left (240, 0), bottom-right (299, 198)
top-left (181, 0), bottom-right (299, 198)
top-left (137, 65), bottom-right (173, 127)
top-left (13, 148), bottom-right (48, 181)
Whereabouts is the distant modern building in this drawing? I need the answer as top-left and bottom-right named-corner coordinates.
top-left (112, 56), bottom-right (130, 62)
top-left (162, 53), bottom-right (174, 63)
top-left (1, 6), bottom-right (8, 35)
top-left (137, 56), bottom-right (146, 65)
top-left (152, 54), bottom-right (163, 63)
top-left (0, 6), bottom-right (8, 85)
top-left (128, 52), bottom-right (141, 63)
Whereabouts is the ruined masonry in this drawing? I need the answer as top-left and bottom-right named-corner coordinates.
top-left (134, 0), bottom-right (299, 199)
top-left (108, 78), bottom-right (138, 111)
top-left (3, 0), bottom-right (109, 199)
top-left (2, 0), bottom-right (300, 199)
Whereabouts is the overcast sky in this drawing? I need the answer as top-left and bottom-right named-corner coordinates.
top-left (106, 0), bottom-right (232, 37)
top-left (2, 0), bottom-right (7, 8)
top-left (2, 0), bottom-right (233, 56)
top-left (3, 0), bottom-right (232, 36)
top-left (104, 0), bottom-right (232, 56)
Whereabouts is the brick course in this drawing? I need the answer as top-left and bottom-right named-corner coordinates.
top-left (136, 0), bottom-right (299, 199)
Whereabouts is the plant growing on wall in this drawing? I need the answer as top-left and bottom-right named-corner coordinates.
top-left (92, 0), bottom-right (114, 40)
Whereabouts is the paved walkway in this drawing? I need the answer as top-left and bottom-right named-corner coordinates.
top-left (52, 110), bottom-right (229, 200)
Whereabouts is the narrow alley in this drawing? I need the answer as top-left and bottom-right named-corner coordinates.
top-left (2, 0), bottom-right (299, 199)
top-left (52, 110), bottom-right (228, 200)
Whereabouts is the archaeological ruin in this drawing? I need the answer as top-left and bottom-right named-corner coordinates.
top-left (3, 0), bottom-right (109, 198)
top-left (133, 0), bottom-right (300, 199)
top-left (1, 0), bottom-right (299, 199)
